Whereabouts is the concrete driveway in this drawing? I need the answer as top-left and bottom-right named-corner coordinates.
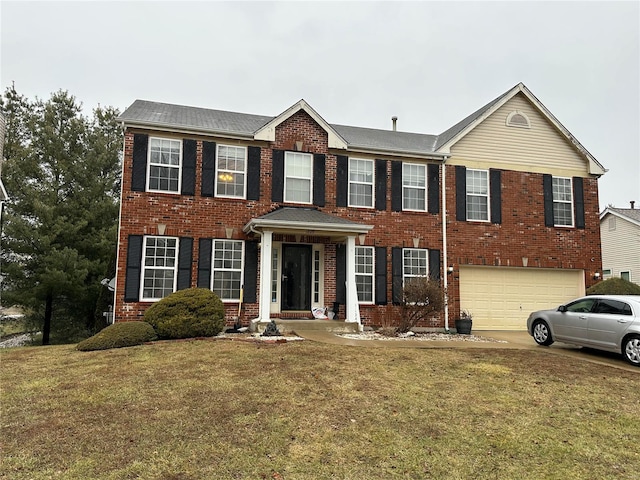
top-left (295, 329), bottom-right (639, 373)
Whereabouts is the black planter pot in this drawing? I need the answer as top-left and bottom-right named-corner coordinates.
top-left (455, 318), bottom-right (472, 335)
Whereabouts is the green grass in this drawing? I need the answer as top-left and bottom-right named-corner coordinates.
top-left (1, 339), bottom-right (639, 479)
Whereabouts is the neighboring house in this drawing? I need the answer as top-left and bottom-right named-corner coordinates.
top-left (114, 83), bottom-right (605, 332)
top-left (600, 204), bottom-right (640, 284)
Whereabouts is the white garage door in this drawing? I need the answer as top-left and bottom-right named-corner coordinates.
top-left (458, 266), bottom-right (585, 330)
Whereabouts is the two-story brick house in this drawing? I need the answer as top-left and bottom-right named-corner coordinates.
top-left (114, 83), bottom-right (605, 332)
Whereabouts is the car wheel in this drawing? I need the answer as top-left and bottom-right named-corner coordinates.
top-left (532, 320), bottom-right (554, 346)
top-left (622, 335), bottom-right (640, 367)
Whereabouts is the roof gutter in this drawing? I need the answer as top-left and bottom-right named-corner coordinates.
top-left (343, 146), bottom-right (448, 161)
top-left (243, 219), bottom-right (373, 235)
top-left (118, 120), bottom-right (256, 141)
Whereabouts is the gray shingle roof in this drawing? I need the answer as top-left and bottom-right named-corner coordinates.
top-left (608, 207), bottom-right (640, 223)
top-left (259, 207), bottom-right (363, 226)
top-left (332, 124), bottom-right (437, 154)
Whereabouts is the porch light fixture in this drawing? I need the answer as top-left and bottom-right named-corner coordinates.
top-left (447, 266), bottom-right (454, 274)
top-left (157, 223), bottom-right (166, 235)
top-left (218, 173), bottom-right (234, 182)
top-left (594, 272), bottom-right (601, 280)
top-left (358, 234), bottom-right (366, 245)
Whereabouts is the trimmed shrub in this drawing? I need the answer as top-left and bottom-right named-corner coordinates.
top-left (587, 278), bottom-right (640, 295)
top-left (76, 321), bottom-right (156, 351)
top-left (143, 288), bottom-right (225, 339)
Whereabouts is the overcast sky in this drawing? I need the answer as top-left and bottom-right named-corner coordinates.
top-left (2, 1), bottom-right (638, 210)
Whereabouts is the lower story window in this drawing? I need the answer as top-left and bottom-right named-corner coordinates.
top-left (621, 271), bottom-right (631, 282)
top-left (355, 246), bottom-right (374, 303)
top-left (142, 236), bottom-right (178, 300)
top-left (212, 240), bottom-right (244, 300)
top-left (403, 248), bottom-right (428, 285)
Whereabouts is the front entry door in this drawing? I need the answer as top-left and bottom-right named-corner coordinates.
top-left (281, 245), bottom-right (312, 311)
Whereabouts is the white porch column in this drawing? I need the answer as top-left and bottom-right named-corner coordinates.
top-left (257, 229), bottom-right (273, 323)
top-left (345, 235), bottom-right (362, 329)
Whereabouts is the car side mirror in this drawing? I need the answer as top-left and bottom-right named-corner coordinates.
top-left (558, 305), bottom-right (567, 313)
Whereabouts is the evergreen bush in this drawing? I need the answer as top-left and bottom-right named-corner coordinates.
top-left (586, 277), bottom-right (640, 295)
top-left (143, 288), bottom-right (225, 339)
top-left (76, 321), bottom-right (156, 351)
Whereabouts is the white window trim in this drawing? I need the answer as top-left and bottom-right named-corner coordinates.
top-left (553, 176), bottom-right (574, 228)
top-left (312, 245), bottom-right (325, 307)
top-left (215, 144), bottom-right (247, 199)
top-left (621, 271), bottom-right (632, 282)
top-left (147, 137), bottom-right (182, 194)
top-left (140, 235), bottom-right (179, 302)
top-left (402, 162), bottom-right (427, 212)
top-left (284, 151), bottom-right (313, 204)
top-left (402, 248), bottom-right (429, 285)
top-left (506, 110), bottom-right (531, 129)
top-left (466, 168), bottom-right (490, 222)
top-left (211, 239), bottom-right (245, 302)
top-left (348, 157), bottom-right (375, 209)
top-left (355, 246), bottom-right (375, 304)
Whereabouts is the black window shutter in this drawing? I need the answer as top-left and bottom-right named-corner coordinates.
top-left (313, 154), bottom-right (326, 207)
top-left (272, 150), bottom-right (284, 203)
top-left (428, 164), bottom-right (440, 214)
top-left (391, 247), bottom-right (403, 305)
top-left (573, 176), bottom-right (585, 229)
top-left (375, 159), bottom-right (387, 211)
top-left (247, 146), bottom-right (261, 201)
top-left (197, 238), bottom-right (212, 288)
top-left (336, 244), bottom-right (346, 304)
top-left (201, 141), bottom-right (216, 197)
top-left (124, 235), bottom-right (143, 301)
top-left (375, 246), bottom-right (387, 305)
top-left (182, 139), bottom-right (196, 196)
top-left (336, 155), bottom-right (348, 207)
top-left (391, 161), bottom-right (403, 212)
top-left (243, 241), bottom-right (258, 303)
top-left (455, 166), bottom-right (467, 221)
top-left (490, 169), bottom-right (502, 224)
top-left (177, 237), bottom-right (193, 290)
top-left (543, 174), bottom-right (554, 227)
top-left (429, 249), bottom-right (441, 281)
top-left (132, 134), bottom-right (148, 192)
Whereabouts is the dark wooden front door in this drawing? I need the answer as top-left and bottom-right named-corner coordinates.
top-left (281, 244), bottom-right (312, 311)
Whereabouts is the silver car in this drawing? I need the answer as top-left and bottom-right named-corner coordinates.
top-left (527, 295), bottom-right (640, 366)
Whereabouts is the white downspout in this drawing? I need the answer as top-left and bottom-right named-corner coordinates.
top-left (442, 161), bottom-right (450, 332)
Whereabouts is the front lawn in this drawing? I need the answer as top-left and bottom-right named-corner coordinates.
top-left (1, 339), bottom-right (638, 479)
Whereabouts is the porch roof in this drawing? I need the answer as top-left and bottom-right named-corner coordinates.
top-left (243, 207), bottom-right (373, 236)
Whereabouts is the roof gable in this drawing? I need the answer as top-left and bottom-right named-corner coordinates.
top-left (435, 83), bottom-right (607, 176)
top-left (254, 100), bottom-right (348, 150)
top-left (600, 207), bottom-right (640, 228)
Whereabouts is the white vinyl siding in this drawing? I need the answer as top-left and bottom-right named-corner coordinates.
top-left (600, 212), bottom-right (640, 286)
top-left (284, 152), bottom-right (312, 204)
top-left (147, 138), bottom-right (181, 193)
top-left (348, 158), bottom-right (374, 208)
top-left (141, 236), bottom-right (178, 301)
top-left (448, 94), bottom-right (589, 177)
top-left (216, 145), bottom-right (246, 198)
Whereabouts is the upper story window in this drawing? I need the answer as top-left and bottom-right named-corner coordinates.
top-left (403, 248), bottom-right (428, 285)
top-left (148, 137), bottom-right (181, 193)
top-left (349, 158), bottom-right (374, 208)
top-left (284, 152), bottom-right (312, 204)
top-left (552, 177), bottom-right (574, 227)
top-left (212, 240), bottom-right (244, 301)
top-left (216, 145), bottom-right (246, 198)
top-left (355, 246), bottom-right (374, 303)
top-left (141, 236), bottom-right (178, 301)
top-left (466, 169), bottom-right (489, 221)
top-left (402, 163), bottom-right (427, 211)
top-left (506, 111), bottom-right (530, 128)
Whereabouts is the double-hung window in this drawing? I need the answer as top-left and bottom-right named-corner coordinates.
top-left (403, 248), bottom-right (428, 286)
top-left (402, 163), bottom-right (427, 211)
top-left (284, 152), bottom-right (312, 203)
top-left (141, 236), bottom-right (178, 300)
top-left (349, 158), bottom-right (374, 208)
top-left (355, 246), bottom-right (374, 303)
top-left (552, 177), bottom-right (573, 227)
top-left (466, 169), bottom-right (489, 221)
top-left (212, 240), bottom-right (244, 301)
top-left (216, 145), bottom-right (246, 198)
top-left (148, 137), bottom-right (181, 193)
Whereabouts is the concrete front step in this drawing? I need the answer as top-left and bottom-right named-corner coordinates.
top-left (254, 319), bottom-right (360, 334)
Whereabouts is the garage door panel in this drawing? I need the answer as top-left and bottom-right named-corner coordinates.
top-left (459, 267), bottom-right (584, 330)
